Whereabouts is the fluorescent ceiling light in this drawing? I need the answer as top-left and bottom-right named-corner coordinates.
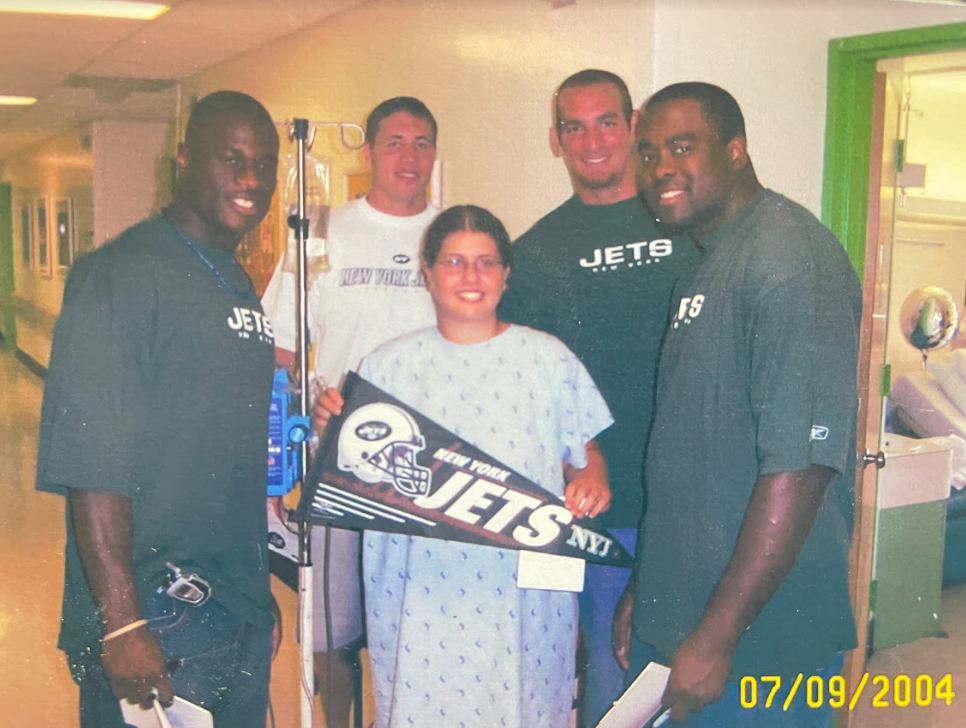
top-left (0, 1), bottom-right (169, 20)
top-left (0, 95), bottom-right (37, 105)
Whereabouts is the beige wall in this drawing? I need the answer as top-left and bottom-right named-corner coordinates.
top-left (182, 0), bottom-right (966, 232)
top-left (906, 80), bottom-right (966, 203)
top-left (180, 0), bottom-right (656, 239)
top-left (92, 120), bottom-right (173, 246)
top-left (9, 0), bottom-right (966, 361)
top-left (4, 128), bottom-right (92, 301)
top-left (1, 118), bottom-right (172, 365)
top-left (651, 0), bottom-right (966, 218)
top-left (2, 127), bottom-right (93, 365)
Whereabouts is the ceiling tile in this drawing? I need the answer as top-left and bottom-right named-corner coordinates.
top-left (87, 0), bottom-right (367, 78)
top-left (0, 0), bottom-right (368, 162)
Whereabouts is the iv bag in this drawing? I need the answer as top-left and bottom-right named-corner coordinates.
top-left (282, 152), bottom-right (331, 279)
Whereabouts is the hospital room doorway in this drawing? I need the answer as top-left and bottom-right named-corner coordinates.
top-left (864, 45), bottom-right (966, 641)
top-left (823, 22), bottom-right (966, 727)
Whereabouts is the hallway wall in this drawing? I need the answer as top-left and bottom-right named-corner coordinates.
top-left (179, 0), bottom-right (656, 240)
top-left (8, 1), bottom-right (966, 354)
top-left (180, 0), bottom-right (966, 234)
top-left (1, 128), bottom-right (92, 366)
top-left (651, 0), bottom-right (966, 219)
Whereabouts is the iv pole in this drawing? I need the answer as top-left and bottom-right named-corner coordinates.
top-left (279, 117), bottom-right (364, 728)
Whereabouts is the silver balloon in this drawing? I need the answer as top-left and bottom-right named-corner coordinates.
top-left (899, 286), bottom-right (959, 354)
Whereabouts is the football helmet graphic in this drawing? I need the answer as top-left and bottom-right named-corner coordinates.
top-left (337, 403), bottom-right (432, 497)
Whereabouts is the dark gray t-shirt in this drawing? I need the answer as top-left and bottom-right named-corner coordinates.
top-left (37, 216), bottom-right (276, 653)
top-left (633, 190), bottom-right (859, 675)
top-left (500, 195), bottom-right (701, 529)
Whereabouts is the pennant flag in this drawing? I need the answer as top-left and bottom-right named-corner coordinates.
top-left (297, 372), bottom-right (632, 567)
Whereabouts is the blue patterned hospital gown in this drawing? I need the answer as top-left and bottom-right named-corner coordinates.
top-left (359, 325), bottom-right (613, 728)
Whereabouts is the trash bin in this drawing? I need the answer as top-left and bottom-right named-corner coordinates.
top-left (872, 434), bottom-right (951, 651)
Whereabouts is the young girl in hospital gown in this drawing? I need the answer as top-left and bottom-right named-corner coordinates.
top-left (333, 205), bottom-right (613, 728)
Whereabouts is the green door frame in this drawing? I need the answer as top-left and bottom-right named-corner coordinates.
top-left (822, 24), bottom-right (966, 717)
top-left (822, 21), bottom-right (966, 271)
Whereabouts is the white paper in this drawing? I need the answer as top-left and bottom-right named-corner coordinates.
top-left (120, 696), bottom-right (213, 728)
top-left (595, 661), bottom-right (671, 728)
top-left (515, 550), bottom-right (585, 592)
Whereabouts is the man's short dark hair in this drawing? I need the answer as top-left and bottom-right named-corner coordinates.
top-left (365, 96), bottom-right (438, 145)
top-left (554, 69), bottom-right (634, 131)
top-left (645, 82), bottom-right (746, 143)
top-left (184, 90), bottom-right (276, 149)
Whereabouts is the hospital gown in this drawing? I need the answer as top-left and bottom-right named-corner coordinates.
top-left (359, 324), bottom-right (612, 728)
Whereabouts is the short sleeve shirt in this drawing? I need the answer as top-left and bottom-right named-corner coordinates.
top-left (37, 217), bottom-right (276, 653)
top-left (261, 197), bottom-right (437, 388)
top-left (500, 196), bottom-right (701, 528)
top-left (633, 191), bottom-right (860, 675)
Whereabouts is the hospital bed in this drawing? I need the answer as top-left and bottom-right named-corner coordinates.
top-left (889, 367), bottom-right (966, 584)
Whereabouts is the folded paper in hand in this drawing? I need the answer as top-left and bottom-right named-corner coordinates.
top-left (596, 661), bottom-right (670, 728)
top-left (119, 696), bottom-right (213, 728)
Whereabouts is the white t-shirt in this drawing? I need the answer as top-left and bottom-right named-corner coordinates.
top-left (262, 197), bottom-right (438, 388)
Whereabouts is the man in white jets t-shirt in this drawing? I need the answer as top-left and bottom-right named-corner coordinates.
top-left (261, 96), bottom-right (439, 727)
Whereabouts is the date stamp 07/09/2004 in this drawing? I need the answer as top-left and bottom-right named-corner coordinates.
top-left (739, 673), bottom-right (956, 711)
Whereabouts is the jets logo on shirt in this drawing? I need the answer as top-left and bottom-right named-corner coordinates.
top-left (393, 254), bottom-right (411, 264)
top-left (579, 238), bottom-right (673, 273)
top-left (227, 306), bottom-right (275, 344)
top-left (671, 294), bottom-right (705, 329)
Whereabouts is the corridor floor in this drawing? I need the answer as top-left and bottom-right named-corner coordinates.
top-left (1, 346), bottom-right (963, 727)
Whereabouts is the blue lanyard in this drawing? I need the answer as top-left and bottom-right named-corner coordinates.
top-left (164, 218), bottom-right (256, 300)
